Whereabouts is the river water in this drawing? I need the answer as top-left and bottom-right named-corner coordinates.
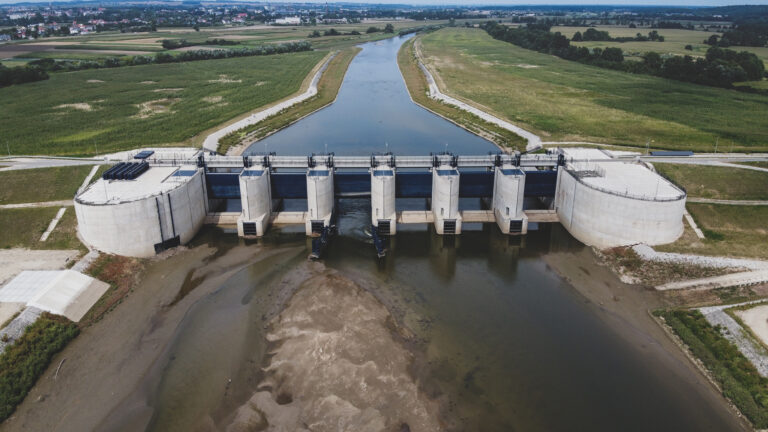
top-left (134, 36), bottom-right (742, 431)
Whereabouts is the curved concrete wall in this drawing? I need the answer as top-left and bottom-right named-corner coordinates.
top-left (75, 172), bottom-right (207, 257)
top-left (555, 168), bottom-right (685, 249)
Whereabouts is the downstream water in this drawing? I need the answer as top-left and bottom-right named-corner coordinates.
top-left (135, 36), bottom-right (742, 431)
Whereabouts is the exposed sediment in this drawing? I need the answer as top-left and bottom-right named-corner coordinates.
top-left (225, 267), bottom-right (443, 432)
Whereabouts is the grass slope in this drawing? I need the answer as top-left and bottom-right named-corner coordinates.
top-left (658, 204), bottom-right (768, 260)
top-left (654, 163), bottom-right (768, 200)
top-left (0, 51), bottom-right (325, 156)
top-left (417, 28), bottom-right (768, 152)
top-left (218, 47), bottom-right (359, 154)
top-left (0, 207), bottom-right (84, 251)
top-left (0, 165), bottom-right (94, 204)
top-left (398, 38), bottom-right (527, 151)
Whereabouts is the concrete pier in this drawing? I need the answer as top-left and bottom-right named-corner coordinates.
top-left (371, 165), bottom-right (397, 235)
top-left (306, 162), bottom-right (334, 235)
top-left (492, 164), bottom-right (527, 235)
top-left (431, 164), bottom-right (461, 235)
top-left (237, 163), bottom-right (272, 237)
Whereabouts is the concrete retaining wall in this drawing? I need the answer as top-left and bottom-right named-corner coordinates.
top-left (555, 168), bottom-right (685, 248)
top-left (75, 171), bottom-right (207, 257)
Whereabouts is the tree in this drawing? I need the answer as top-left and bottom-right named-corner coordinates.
top-left (384, 23), bottom-right (394, 34)
top-left (685, 44), bottom-right (693, 50)
top-left (601, 47), bottom-right (624, 62)
top-left (366, 26), bottom-right (379, 34)
top-left (572, 31), bottom-right (582, 42)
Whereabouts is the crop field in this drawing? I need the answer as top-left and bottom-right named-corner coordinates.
top-left (416, 28), bottom-right (768, 152)
top-left (556, 25), bottom-right (768, 68)
top-left (0, 51), bottom-right (325, 156)
top-left (657, 204), bottom-right (768, 260)
top-left (653, 163), bottom-right (768, 200)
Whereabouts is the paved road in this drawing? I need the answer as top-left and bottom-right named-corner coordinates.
top-left (688, 198), bottom-right (768, 206)
top-left (0, 200), bottom-right (74, 209)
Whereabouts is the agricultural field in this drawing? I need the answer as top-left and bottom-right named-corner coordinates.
top-left (416, 27), bottom-right (768, 152)
top-left (653, 163), bottom-right (768, 200)
top-left (0, 51), bottom-right (325, 156)
top-left (556, 25), bottom-right (768, 69)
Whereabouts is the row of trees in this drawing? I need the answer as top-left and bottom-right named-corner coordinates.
top-left (483, 21), bottom-right (765, 89)
top-left (705, 21), bottom-right (768, 48)
top-left (1, 41), bottom-right (312, 88)
top-left (0, 63), bottom-right (49, 88)
top-left (160, 38), bottom-right (240, 49)
top-left (573, 28), bottom-right (665, 42)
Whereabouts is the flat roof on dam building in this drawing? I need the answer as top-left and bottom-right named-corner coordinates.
top-left (77, 165), bottom-right (200, 205)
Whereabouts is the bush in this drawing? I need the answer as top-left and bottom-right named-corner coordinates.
top-left (662, 309), bottom-right (768, 427)
top-left (0, 313), bottom-right (79, 422)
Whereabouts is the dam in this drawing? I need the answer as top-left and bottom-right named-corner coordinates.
top-left (74, 147), bottom-right (686, 258)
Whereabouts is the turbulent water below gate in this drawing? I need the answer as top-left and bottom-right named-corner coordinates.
top-left (115, 36), bottom-right (743, 431)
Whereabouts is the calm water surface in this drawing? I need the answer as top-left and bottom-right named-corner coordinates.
top-left (143, 36), bottom-right (742, 431)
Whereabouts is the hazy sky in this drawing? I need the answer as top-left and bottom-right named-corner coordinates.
top-left (1, 0), bottom-right (767, 5)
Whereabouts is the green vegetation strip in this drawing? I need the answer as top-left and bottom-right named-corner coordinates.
top-left (218, 48), bottom-right (360, 154)
top-left (0, 165), bottom-right (93, 204)
top-left (0, 51), bottom-right (325, 156)
top-left (0, 207), bottom-right (84, 251)
top-left (417, 28), bottom-right (768, 152)
top-left (658, 309), bottom-right (768, 428)
top-left (398, 38), bottom-right (526, 151)
top-left (657, 204), bottom-right (768, 260)
top-left (654, 163), bottom-right (768, 200)
top-left (0, 313), bottom-right (79, 422)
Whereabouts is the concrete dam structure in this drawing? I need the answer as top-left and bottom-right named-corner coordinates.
top-left (74, 148), bottom-right (687, 258)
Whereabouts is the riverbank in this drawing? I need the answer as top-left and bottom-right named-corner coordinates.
top-left (220, 47), bottom-right (360, 156)
top-left (397, 37), bottom-right (528, 153)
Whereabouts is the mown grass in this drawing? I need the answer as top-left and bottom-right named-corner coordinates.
top-left (15, 51), bottom-right (128, 61)
top-left (657, 204), bottom-right (768, 260)
top-left (398, 38), bottom-right (527, 151)
top-left (0, 207), bottom-right (84, 251)
top-left (218, 48), bottom-right (359, 154)
top-left (658, 308), bottom-right (768, 428)
top-left (0, 312), bottom-right (79, 422)
top-left (0, 51), bottom-right (325, 156)
top-left (654, 163), bottom-right (768, 200)
top-left (416, 28), bottom-right (768, 152)
top-left (0, 165), bottom-right (94, 204)
top-left (739, 161), bottom-right (768, 169)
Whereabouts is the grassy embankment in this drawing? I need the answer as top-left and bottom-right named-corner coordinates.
top-left (217, 47), bottom-right (360, 154)
top-left (0, 313), bottom-right (79, 423)
top-left (657, 309), bottom-right (768, 429)
top-left (398, 38), bottom-right (527, 151)
top-left (0, 165), bottom-right (96, 251)
top-left (0, 51), bottom-right (325, 156)
top-left (649, 163), bottom-right (768, 260)
top-left (415, 28), bottom-right (768, 152)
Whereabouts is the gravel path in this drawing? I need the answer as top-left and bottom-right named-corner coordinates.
top-left (202, 53), bottom-right (336, 153)
top-left (657, 270), bottom-right (768, 291)
top-left (700, 300), bottom-right (768, 377)
top-left (633, 244), bottom-right (768, 270)
top-left (0, 200), bottom-right (73, 209)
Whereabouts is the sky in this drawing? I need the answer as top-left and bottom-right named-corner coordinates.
top-left (1, 0), bottom-right (767, 5)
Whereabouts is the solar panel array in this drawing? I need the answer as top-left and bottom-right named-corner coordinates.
top-left (134, 150), bottom-right (155, 160)
top-left (102, 162), bottom-right (149, 180)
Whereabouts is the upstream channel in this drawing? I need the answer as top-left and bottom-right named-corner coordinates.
top-left (101, 35), bottom-right (745, 431)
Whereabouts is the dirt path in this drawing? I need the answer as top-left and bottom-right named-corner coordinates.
top-left (687, 197), bottom-right (768, 205)
top-left (0, 200), bottom-right (73, 209)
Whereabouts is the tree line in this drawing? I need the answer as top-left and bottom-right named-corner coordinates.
top-left (161, 38), bottom-right (241, 49)
top-left (704, 21), bottom-right (768, 48)
top-left (483, 21), bottom-right (765, 89)
top-left (0, 41), bottom-right (312, 88)
top-left (572, 28), bottom-right (665, 43)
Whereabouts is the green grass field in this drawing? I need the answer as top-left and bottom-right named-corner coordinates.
top-left (657, 204), bottom-right (768, 260)
top-left (417, 28), bottom-right (768, 152)
top-left (0, 51), bottom-right (325, 156)
top-left (654, 163), bottom-right (768, 200)
top-left (0, 207), bottom-right (84, 251)
top-left (0, 165), bottom-right (95, 204)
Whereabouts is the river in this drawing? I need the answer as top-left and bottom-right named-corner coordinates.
top-left (98, 35), bottom-right (745, 431)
